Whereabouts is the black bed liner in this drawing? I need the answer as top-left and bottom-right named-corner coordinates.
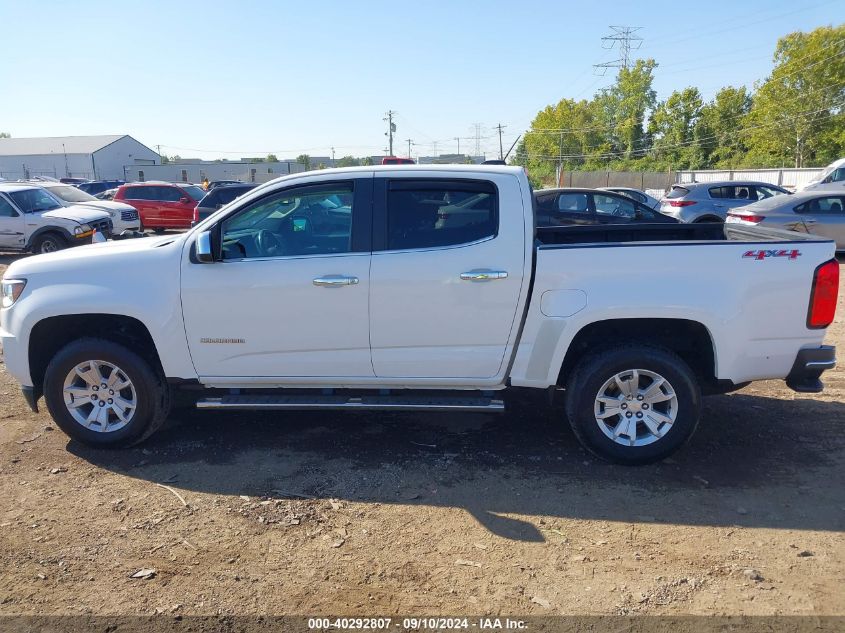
top-left (535, 222), bottom-right (829, 247)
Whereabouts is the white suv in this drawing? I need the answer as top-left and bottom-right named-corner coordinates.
top-left (0, 183), bottom-right (112, 253)
top-left (33, 182), bottom-right (140, 235)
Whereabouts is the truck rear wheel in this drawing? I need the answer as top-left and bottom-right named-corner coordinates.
top-left (564, 344), bottom-right (701, 465)
top-left (43, 338), bottom-right (171, 448)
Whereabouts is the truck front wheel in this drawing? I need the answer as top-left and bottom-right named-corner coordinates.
top-left (43, 338), bottom-right (171, 447)
top-left (32, 232), bottom-right (67, 254)
top-left (564, 345), bottom-right (701, 465)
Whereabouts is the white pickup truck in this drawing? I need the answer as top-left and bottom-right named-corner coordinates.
top-left (0, 166), bottom-right (839, 464)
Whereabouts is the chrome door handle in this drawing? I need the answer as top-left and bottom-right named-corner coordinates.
top-left (313, 275), bottom-right (359, 287)
top-left (460, 269), bottom-right (508, 282)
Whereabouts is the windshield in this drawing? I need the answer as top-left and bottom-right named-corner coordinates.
top-left (9, 188), bottom-right (63, 213)
top-left (48, 185), bottom-right (98, 203)
top-left (816, 163), bottom-right (837, 182)
top-left (182, 185), bottom-right (206, 201)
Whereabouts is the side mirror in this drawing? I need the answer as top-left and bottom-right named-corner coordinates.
top-left (195, 231), bottom-right (214, 263)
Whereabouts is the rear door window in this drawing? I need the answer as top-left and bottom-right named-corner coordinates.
top-left (158, 186), bottom-right (183, 202)
top-left (385, 180), bottom-right (497, 250)
top-left (666, 186), bottom-right (689, 199)
top-left (123, 187), bottom-right (148, 200)
top-left (557, 193), bottom-right (590, 213)
top-left (217, 186), bottom-right (252, 205)
top-left (796, 197), bottom-right (845, 215)
top-left (709, 186), bottom-right (730, 199)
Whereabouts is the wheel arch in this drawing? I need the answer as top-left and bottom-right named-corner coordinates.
top-left (26, 226), bottom-right (73, 250)
top-left (558, 318), bottom-right (719, 390)
top-left (28, 314), bottom-right (164, 401)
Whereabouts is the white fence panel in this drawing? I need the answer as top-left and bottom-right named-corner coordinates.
top-left (677, 168), bottom-right (823, 190)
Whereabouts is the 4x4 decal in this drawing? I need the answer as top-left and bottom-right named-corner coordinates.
top-left (743, 249), bottom-right (801, 261)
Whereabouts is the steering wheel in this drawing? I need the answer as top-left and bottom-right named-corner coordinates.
top-left (255, 229), bottom-right (283, 257)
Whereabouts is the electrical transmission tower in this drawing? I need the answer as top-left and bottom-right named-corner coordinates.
top-left (593, 26), bottom-right (643, 75)
top-left (472, 123), bottom-right (482, 157)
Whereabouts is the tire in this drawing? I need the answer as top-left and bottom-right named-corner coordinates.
top-left (31, 232), bottom-right (67, 254)
top-left (43, 338), bottom-right (171, 448)
top-left (153, 228), bottom-right (165, 234)
top-left (564, 344), bottom-right (701, 465)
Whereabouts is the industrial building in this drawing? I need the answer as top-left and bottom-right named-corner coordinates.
top-left (125, 160), bottom-right (306, 184)
top-left (0, 135), bottom-right (160, 181)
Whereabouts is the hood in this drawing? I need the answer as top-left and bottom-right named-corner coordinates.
top-left (4, 234), bottom-right (184, 278)
top-left (40, 205), bottom-right (111, 225)
top-left (71, 200), bottom-right (136, 214)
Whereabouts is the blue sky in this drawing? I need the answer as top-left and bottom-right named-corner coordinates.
top-left (0, 0), bottom-right (840, 160)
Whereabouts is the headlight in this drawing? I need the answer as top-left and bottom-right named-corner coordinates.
top-left (73, 225), bottom-right (86, 235)
top-left (1, 279), bottom-right (26, 308)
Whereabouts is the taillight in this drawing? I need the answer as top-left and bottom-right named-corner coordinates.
top-left (667, 200), bottom-right (696, 207)
top-left (728, 212), bottom-right (765, 223)
top-left (807, 259), bottom-right (839, 329)
top-left (193, 206), bottom-right (199, 223)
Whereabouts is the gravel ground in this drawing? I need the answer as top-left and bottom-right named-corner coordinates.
top-left (0, 253), bottom-right (843, 619)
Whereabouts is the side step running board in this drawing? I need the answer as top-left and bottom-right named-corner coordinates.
top-left (196, 394), bottom-right (505, 413)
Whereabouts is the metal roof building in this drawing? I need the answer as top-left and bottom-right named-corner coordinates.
top-left (0, 135), bottom-right (160, 181)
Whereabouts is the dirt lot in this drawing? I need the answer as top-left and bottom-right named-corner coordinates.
top-left (0, 254), bottom-right (843, 619)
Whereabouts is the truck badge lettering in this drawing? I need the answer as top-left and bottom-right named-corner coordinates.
top-left (742, 249), bottom-right (801, 261)
top-left (200, 337), bottom-right (246, 344)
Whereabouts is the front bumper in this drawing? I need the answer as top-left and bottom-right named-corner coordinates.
top-left (785, 345), bottom-right (836, 393)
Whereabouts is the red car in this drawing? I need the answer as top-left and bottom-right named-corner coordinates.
top-left (114, 182), bottom-right (206, 231)
top-left (381, 156), bottom-right (415, 165)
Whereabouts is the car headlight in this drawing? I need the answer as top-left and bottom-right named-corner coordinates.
top-left (1, 279), bottom-right (26, 308)
top-left (73, 225), bottom-right (86, 235)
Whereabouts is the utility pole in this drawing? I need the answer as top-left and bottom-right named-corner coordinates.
top-left (406, 138), bottom-right (414, 158)
top-left (593, 26), bottom-right (643, 75)
top-left (383, 110), bottom-right (396, 156)
top-left (432, 141), bottom-right (438, 158)
top-left (454, 137), bottom-right (461, 155)
top-left (495, 123), bottom-right (506, 160)
top-left (331, 147), bottom-right (336, 167)
top-left (473, 123), bottom-right (482, 157)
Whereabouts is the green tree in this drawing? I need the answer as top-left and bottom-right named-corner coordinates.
top-left (647, 87), bottom-right (703, 168)
top-left (337, 155), bottom-right (360, 167)
top-left (266, 153), bottom-right (279, 162)
top-left (596, 59), bottom-right (658, 159)
top-left (0, 132), bottom-right (10, 138)
top-left (361, 157), bottom-right (374, 166)
top-left (691, 86), bottom-right (752, 168)
top-left (519, 98), bottom-right (608, 185)
top-left (296, 154), bottom-right (311, 170)
top-left (745, 25), bottom-right (845, 167)
top-left (317, 162), bottom-right (327, 170)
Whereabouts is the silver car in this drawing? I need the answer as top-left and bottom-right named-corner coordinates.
top-left (660, 181), bottom-right (790, 223)
top-left (598, 186), bottom-right (662, 210)
top-left (726, 191), bottom-right (845, 251)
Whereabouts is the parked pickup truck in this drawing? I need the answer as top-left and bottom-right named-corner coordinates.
top-left (0, 166), bottom-right (839, 464)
